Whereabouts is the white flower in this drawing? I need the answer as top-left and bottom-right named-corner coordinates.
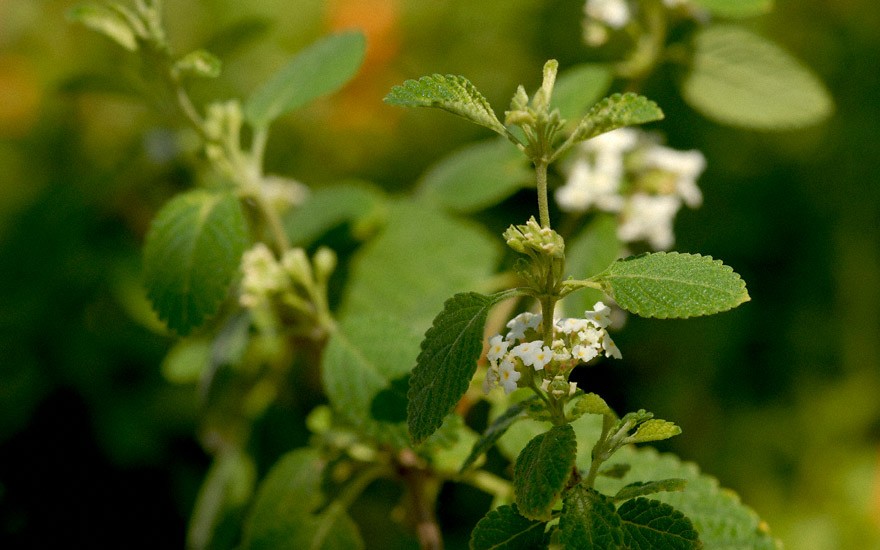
top-left (498, 358), bottom-right (521, 394)
top-left (642, 146), bottom-right (705, 207)
top-left (572, 344), bottom-right (599, 363)
top-left (602, 333), bottom-right (623, 359)
top-left (512, 341), bottom-right (552, 371)
top-left (556, 317), bottom-right (590, 335)
top-left (506, 312), bottom-right (542, 340)
top-left (617, 193), bottom-right (680, 250)
top-left (487, 335), bottom-right (511, 362)
top-left (584, 301), bottom-right (613, 329)
top-left (585, 0), bottom-right (631, 29)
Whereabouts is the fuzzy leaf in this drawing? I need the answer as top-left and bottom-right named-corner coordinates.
top-left (245, 31), bottom-right (366, 127)
top-left (558, 486), bottom-right (623, 548)
top-left (68, 5), bottom-right (138, 51)
top-left (630, 419), bottom-right (682, 443)
top-left (593, 252), bottom-right (749, 319)
top-left (460, 397), bottom-right (537, 473)
top-left (407, 291), bottom-right (513, 443)
top-left (572, 93), bottom-right (664, 143)
top-left (614, 479), bottom-right (687, 502)
top-left (385, 74), bottom-right (507, 135)
top-left (143, 190), bottom-right (248, 335)
top-left (174, 49), bottom-right (222, 79)
top-left (691, 0), bottom-right (773, 19)
top-left (322, 313), bottom-right (422, 446)
top-left (417, 138), bottom-right (530, 213)
top-left (514, 424), bottom-right (577, 521)
top-left (552, 64), bottom-right (614, 122)
top-left (569, 392), bottom-right (615, 422)
top-left (619, 498), bottom-right (701, 549)
top-left (283, 181), bottom-right (386, 246)
top-left (241, 449), bottom-right (363, 550)
top-left (470, 504), bottom-right (548, 550)
top-left (682, 25), bottom-right (833, 129)
top-left (595, 447), bottom-right (782, 549)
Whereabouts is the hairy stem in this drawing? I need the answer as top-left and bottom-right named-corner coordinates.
top-left (535, 160), bottom-right (551, 229)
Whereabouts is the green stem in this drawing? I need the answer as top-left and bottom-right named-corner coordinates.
top-left (535, 160), bottom-right (551, 229)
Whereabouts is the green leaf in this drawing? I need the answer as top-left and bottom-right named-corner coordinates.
top-left (572, 93), bottom-right (664, 143)
top-left (691, 0), bottom-right (773, 19)
top-left (174, 50), bottom-right (222, 79)
top-left (341, 199), bottom-right (501, 333)
top-left (629, 419), bottom-right (682, 443)
top-left (242, 448), bottom-right (363, 550)
top-left (68, 5), bottom-right (138, 51)
top-left (614, 479), bottom-right (687, 502)
top-left (558, 486), bottom-right (623, 548)
top-left (552, 64), bottom-right (614, 122)
top-left (417, 138), bottom-right (530, 213)
top-left (619, 498), bottom-right (701, 549)
top-left (682, 25), bottom-right (833, 129)
top-left (283, 181), bottom-right (386, 246)
top-left (561, 213), bottom-right (621, 318)
top-left (385, 74), bottom-right (508, 136)
top-left (187, 450), bottom-right (256, 550)
top-left (470, 504), bottom-right (548, 550)
top-left (460, 397), bottom-right (537, 473)
top-left (322, 313), bottom-right (422, 446)
top-left (513, 424), bottom-right (577, 521)
top-left (407, 291), bottom-right (513, 444)
top-left (569, 392), bottom-right (615, 422)
top-left (595, 447), bottom-right (782, 549)
top-left (245, 31), bottom-right (366, 127)
top-left (143, 190), bottom-right (248, 335)
top-left (593, 252), bottom-right (750, 319)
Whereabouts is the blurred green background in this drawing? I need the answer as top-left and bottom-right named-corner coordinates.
top-left (1, 0), bottom-right (878, 548)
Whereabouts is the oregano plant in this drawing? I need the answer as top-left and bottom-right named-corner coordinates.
top-left (65, 0), bottom-right (832, 548)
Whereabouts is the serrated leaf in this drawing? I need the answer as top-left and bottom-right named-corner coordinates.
top-left (682, 25), bottom-right (833, 129)
top-left (558, 486), bottom-right (623, 548)
top-left (593, 252), bottom-right (750, 319)
top-left (322, 313), bottom-right (422, 446)
top-left (417, 138), bottom-right (530, 213)
top-left (569, 392), bottom-right (615, 422)
top-left (561, 213), bottom-right (621, 318)
top-left (245, 31), bottom-right (366, 127)
top-left (461, 397), bottom-right (537, 473)
top-left (241, 448), bottom-right (364, 550)
top-left (630, 419), bottom-right (682, 443)
top-left (691, 0), bottom-right (773, 19)
top-left (407, 291), bottom-right (513, 444)
top-left (513, 424), bottom-right (577, 521)
top-left (619, 498), bottom-right (701, 549)
top-left (470, 504), bottom-right (548, 550)
top-left (599, 463), bottom-right (632, 479)
top-left (143, 190), bottom-right (248, 335)
top-left (187, 450), bottom-right (256, 550)
top-left (341, 199), bottom-right (501, 334)
top-left (174, 49), bottom-right (222, 79)
top-left (68, 5), bottom-right (138, 51)
top-left (283, 181), bottom-right (386, 246)
top-left (552, 64), bottom-right (614, 122)
top-left (385, 74), bottom-right (508, 136)
top-left (614, 479), bottom-right (687, 501)
top-left (572, 93), bottom-right (664, 143)
top-left (595, 447), bottom-right (782, 549)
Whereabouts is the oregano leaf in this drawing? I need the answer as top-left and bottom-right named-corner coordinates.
top-left (245, 31), bottom-right (366, 127)
top-left (513, 424), bottom-right (577, 521)
top-left (593, 252), bottom-right (750, 319)
top-left (143, 189), bottom-right (248, 335)
top-left (572, 93), bottom-right (664, 143)
top-left (614, 479), bottom-right (688, 502)
top-left (469, 504), bottom-right (548, 550)
top-left (630, 419), bottom-right (682, 443)
top-left (682, 25), bottom-right (833, 130)
top-left (619, 498), bottom-right (701, 550)
top-left (385, 74), bottom-right (508, 136)
top-left (408, 290), bottom-right (516, 443)
top-left (558, 486), bottom-right (623, 548)
top-left (460, 397), bottom-right (537, 473)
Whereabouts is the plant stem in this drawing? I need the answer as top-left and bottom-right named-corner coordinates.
top-left (535, 160), bottom-right (551, 229)
top-left (398, 449), bottom-right (443, 550)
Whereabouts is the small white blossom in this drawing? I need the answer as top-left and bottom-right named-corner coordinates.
top-left (487, 335), bottom-right (511, 362)
top-left (569, 381), bottom-right (579, 396)
top-left (506, 311), bottom-right (542, 341)
top-left (585, 0), bottom-right (631, 29)
top-left (602, 333), bottom-right (623, 359)
top-left (617, 193), bottom-right (680, 250)
top-left (498, 358), bottom-right (521, 394)
top-left (572, 344), bottom-right (600, 363)
top-left (556, 317), bottom-right (590, 335)
top-left (642, 146), bottom-right (705, 207)
top-left (584, 301), bottom-right (613, 329)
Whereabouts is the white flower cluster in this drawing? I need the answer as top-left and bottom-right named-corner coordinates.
top-left (483, 302), bottom-right (622, 396)
top-left (583, 0), bottom-right (699, 46)
top-left (555, 128), bottom-right (706, 250)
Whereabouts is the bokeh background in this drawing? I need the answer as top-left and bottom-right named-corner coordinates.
top-left (1, 0), bottom-right (879, 548)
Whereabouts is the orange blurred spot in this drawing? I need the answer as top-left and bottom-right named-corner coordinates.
top-left (0, 55), bottom-right (41, 137)
top-left (326, 0), bottom-right (400, 68)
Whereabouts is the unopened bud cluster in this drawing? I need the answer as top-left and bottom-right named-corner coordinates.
top-left (503, 216), bottom-right (565, 259)
top-left (239, 243), bottom-right (336, 312)
top-left (483, 302), bottom-right (622, 395)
